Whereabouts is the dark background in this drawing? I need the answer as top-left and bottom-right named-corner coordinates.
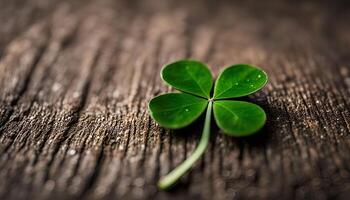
top-left (0, 0), bottom-right (350, 199)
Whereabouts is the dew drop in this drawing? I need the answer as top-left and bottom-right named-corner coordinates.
top-left (185, 109), bottom-right (189, 112)
top-left (258, 74), bottom-right (261, 78)
top-left (234, 82), bottom-right (239, 86)
top-left (68, 149), bottom-right (76, 156)
top-left (250, 84), bottom-right (254, 87)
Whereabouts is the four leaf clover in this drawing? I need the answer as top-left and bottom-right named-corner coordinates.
top-left (148, 60), bottom-right (268, 189)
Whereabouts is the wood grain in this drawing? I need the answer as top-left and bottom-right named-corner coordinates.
top-left (0, 0), bottom-right (350, 199)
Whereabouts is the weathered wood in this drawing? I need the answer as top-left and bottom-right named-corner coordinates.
top-left (0, 0), bottom-right (350, 199)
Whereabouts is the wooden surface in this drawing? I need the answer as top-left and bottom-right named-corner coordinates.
top-left (0, 0), bottom-right (350, 199)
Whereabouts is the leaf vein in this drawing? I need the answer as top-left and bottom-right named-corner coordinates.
top-left (216, 103), bottom-right (239, 120)
top-left (186, 67), bottom-right (209, 98)
top-left (155, 102), bottom-right (205, 113)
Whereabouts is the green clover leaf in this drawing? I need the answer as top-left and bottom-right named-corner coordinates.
top-left (149, 60), bottom-right (268, 190)
top-left (161, 60), bottom-right (213, 98)
top-left (149, 93), bottom-right (208, 129)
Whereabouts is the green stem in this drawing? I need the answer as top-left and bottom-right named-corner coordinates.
top-left (158, 101), bottom-right (213, 190)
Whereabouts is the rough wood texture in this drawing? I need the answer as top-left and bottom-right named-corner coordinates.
top-left (0, 0), bottom-right (350, 199)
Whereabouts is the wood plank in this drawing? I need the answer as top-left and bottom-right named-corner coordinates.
top-left (0, 0), bottom-right (350, 199)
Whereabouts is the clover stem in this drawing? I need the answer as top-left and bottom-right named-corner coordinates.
top-left (158, 101), bottom-right (213, 190)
